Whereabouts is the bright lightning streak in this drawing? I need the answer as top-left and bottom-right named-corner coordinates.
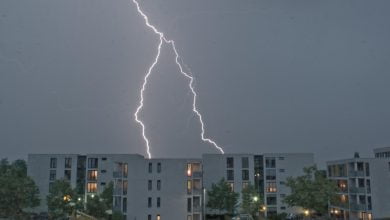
top-left (132, 0), bottom-right (225, 158)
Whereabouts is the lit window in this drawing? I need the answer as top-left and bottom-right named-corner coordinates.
top-left (242, 182), bottom-right (249, 189)
top-left (187, 180), bottom-right (192, 194)
top-left (123, 163), bottom-right (128, 178)
top-left (187, 163), bottom-right (192, 177)
top-left (87, 182), bottom-right (97, 193)
top-left (228, 182), bottom-right (234, 192)
top-left (88, 170), bottom-right (98, 181)
top-left (193, 179), bottom-right (201, 191)
top-left (156, 215), bottom-right (161, 220)
top-left (266, 182), bottom-right (277, 192)
top-left (192, 163), bottom-right (201, 172)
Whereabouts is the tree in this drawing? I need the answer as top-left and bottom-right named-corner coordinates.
top-left (46, 179), bottom-right (76, 219)
top-left (284, 166), bottom-right (337, 216)
top-left (85, 181), bottom-right (114, 219)
top-left (241, 183), bottom-right (262, 218)
top-left (0, 159), bottom-right (40, 218)
top-left (207, 178), bottom-right (239, 219)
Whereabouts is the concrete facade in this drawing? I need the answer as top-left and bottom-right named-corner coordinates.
top-left (28, 152), bottom-right (314, 219)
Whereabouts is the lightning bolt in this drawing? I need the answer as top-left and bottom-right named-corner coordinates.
top-left (132, 0), bottom-right (225, 159)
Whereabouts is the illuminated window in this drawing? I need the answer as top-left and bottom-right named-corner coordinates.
top-left (242, 182), bottom-right (249, 189)
top-left (187, 180), bottom-right (192, 194)
top-left (193, 179), bottom-right (201, 191)
top-left (228, 182), bottom-right (234, 192)
top-left (156, 214), bottom-right (161, 220)
top-left (192, 163), bottom-right (201, 172)
top-left (123, 163), bottom-right (128, 178)
top-left (266, 182), bottom-right (277, 192)
top-left (87, 182), bottom-right (97, 193)
top-left (187, 163), bottom-right (192, 177)
top-left (88, 170), bottom-right (98, 181)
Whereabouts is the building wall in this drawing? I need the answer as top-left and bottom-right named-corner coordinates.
top-left (370, 159), bottom-right (390, 219)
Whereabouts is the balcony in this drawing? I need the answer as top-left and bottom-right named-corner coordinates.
top-left (193, 205), bottom-right (202, 213)
top-left (192, 171), bottom-right (203, 178)
top-left (348, 170), bottom-right (365, 177)
top-left (350, 203), bottom-right (367, 211)
top-left (330, 201), bottom-right (349, 209)
top-left (113, 171), bottom-right (123, 178)
top-left (192, 188), bottom-right (202, 195)
top-left (349, 186), bottom-right (366, 194)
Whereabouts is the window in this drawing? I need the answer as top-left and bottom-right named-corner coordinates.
top-left (193, 196), bottom-right (200, 210)
top-left (280, 181), bottom-right (285, 185)
top-left (49, 170), bottom-right (56, 181)
top-left (266, 169), bottom-right (276, 180)
top-left (148, 180), bottom-right (152, 191)
top-left (88, 158), bottom-right (98, 169)
top-left (101, 169), bottom-right (107, 173)
top-left (157, 180), bottom-right (161, 191)
top-left (148, 162), bottom-right (153, 173)
top-left (148, 215), bottom-right (152, 220)
top-left (102, 157), bottom-right (107, 161)
top-left (192, 163), bottom-right (201, 172)
top-left (280, 194), bottom-right (286, 198)
top-left (122, 197), bottom-right (127, 212)
top-left (187, 180), bottom-right (192, 194)
top-left (242, 157), bottom-right (249, 168)
top-left (156, 215), bottom-right (161, 220)
top-left (50, 158), bottom-right (57, 168)
top-left (281, 206), bottom-right (286, 210)
top-left (365, 163), bottom-right (370, 176)
top-left (242, 182), bottom-right (249, 189)
top-left (123, 163), bottom-right (128, 178)
top-left (228, 182), bottom-right (234, 192)
top-left (278, 157), bottom-right (284, 160)
top-left (227, 157), bottom-right (234, 168)
top-left (265, 158), bottom-right (276, 168)
top-left (187, 163), bottom-right (192, 176)
top-left (101, 182), bottom-right (106, 186)
top-left (88, 170), bottom-right (98, 181)
top-left (123, 180), bottom-right (128, 195)
top-left (49, 182), bottom-right (54, 192)
top-left (64, 170), bottom-right (71, 181)
top-left (193, 179), bottom-right (201, 191)
top-left (358, 178), bottom-right (365, 188)
top-left (65, 157), bottom-right (72, 168)
top-left (227, 170), bottom-right (234, 181)
top-left (193, 214), bottom-right (201, 220)
top-left (242, 170), bottom-right (249, 180)
top-left (87, 182), bottom-right (97, 193)
top-left (266, 196), bottom-right (277, 205)
top-left (266, 182), bottom-right (277, 192)
top-left (388, 162), bottom-right (390, 171)
top-left (279, 169), bottom-right (285, 173)
top-left (157, 197), bottom-right (161, 208)
top-left (187, 215), bottom-right (192, 220)
top-left (157, 162), bottom-right (161, 173)
top-left (187, 198), bottom-right (192, 212)
top-left (148, 197), bottom-right (152, 208)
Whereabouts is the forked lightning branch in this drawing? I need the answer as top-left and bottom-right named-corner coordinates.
top-left (132, 0), bottom-right (224, 158)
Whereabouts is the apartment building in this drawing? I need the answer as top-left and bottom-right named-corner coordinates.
top-left (327, 151), bottom-right (390, 220)
top-left (28, 152), bottom-right (314, 219)
top-left (202, 153), bottom-right (314, 217)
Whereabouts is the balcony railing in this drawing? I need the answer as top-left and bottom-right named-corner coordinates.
top-left (349, 186), bottom-right (366, 194)
top-left (348, 170), bottom-right (365, 177)
top-left (350, 203), bottom-right (366, 211)
top-left (113, 171), bottom-right (123, 178)
top-left (192, 171), bottom-right (203, 178)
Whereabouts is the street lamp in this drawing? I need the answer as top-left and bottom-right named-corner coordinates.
top-left (253, 196), bottom-right (258, 202)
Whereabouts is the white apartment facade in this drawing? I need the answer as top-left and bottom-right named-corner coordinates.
top-left (28, 152), bottom-right (314, 219)
top-left (327, 149), bottom-right (390, 220)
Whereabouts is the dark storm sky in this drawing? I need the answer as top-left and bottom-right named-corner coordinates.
top-left (1, 0), bottom-right (390, 166)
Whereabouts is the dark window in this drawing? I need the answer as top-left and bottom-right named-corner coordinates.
top-left (280, 181), bottom-right (285, 185)
top-left (65, 157), bottom-right (72, 168)
top-left (281, 206), bottom-right (286, 210)
top-left (49, 182), bottom-right (54, 192)
top-left (148, 180), bottom-right (152, 191)
top-left (102, 157), bottom-right (107, 161)
top-left (358, 178), bottom-right (365, 188)
top-left (148, 197), bottom-right (152, 208)
top-left (227, 157), bottom-right (234, 168)
top-left (266, 196), bottom-right (277, 205)
top-left (101, 182), bottom-right (106, 186)
top-left (242, 170), bottom-right (249, 180)
top-left (123, 197), bottom-right (127, 213)
top-left (157, 162), bottom-right (161, 173)
top-left (368, 196), bottom-right (372, 210)
top-left (242, 157), bottom-right (249, 168)
top-left (279, 169), bottom-right (285, 173)
top-left (266, 169), bottom-right (276, 180)
top-left (49, 170), bottom-right (56, 181)
top-left (157, 197), bottom-right (161, 208)
top-left (227, 170), bottom-right (234, 181)
top-left (50, 158), bottom-right (57, 168)
top-left (88, 158), bottom-right (98, 169)
top-left (365, 163), bottom-right (370, 176)
top-left (149, 163), bottom-right (153, 173)
top-left (278, 157), bottom-right (284, 160)
top-left (64, 170), bottom-right (71, 181)
top-left (148, 215), bottom-right (152, 220)
top-left (187, 198), bottom-right (192, 212)
top-left (101, 169), bottom-right (106, 173)
top-left (265, 158), bottom-right (276, 168)
top-left (157, 180), bottom-right (161, 191)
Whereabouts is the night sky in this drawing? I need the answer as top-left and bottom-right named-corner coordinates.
top-left (1, 0), bottom-right (390, 166)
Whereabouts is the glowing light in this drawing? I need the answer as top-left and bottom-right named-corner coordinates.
top-left (304, 210), bottom-right (310, 216)
top-left (253, 196), bottom-right (258, 202)
top-left (131, 0), bottom-right (224, 158)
